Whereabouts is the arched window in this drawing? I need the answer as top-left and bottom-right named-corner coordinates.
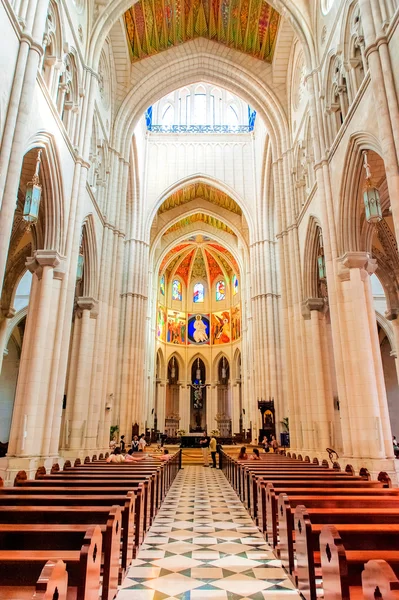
top-left (162, 103), bottom-right (174, 127)
top-left (216, 280), bottom-right (226, 301)
top-left (232, 275), bottom-right (239, 295)
top-left (172, 279), bottom-right (182, 301)
top-left (193, 283), bottom-right (204, 303)
top-left (160, 275), bottom-right (165, 296)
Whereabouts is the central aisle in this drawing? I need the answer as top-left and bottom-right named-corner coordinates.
top-left (117, 466), bottom-right (299, 600)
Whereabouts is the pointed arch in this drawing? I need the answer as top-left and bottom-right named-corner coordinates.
top-left (24, 133), bottom-right (66, 254)
top-left (81, 214), bottom-right (99, 299)
top-left (212, 351), bottom-right (230, 380)
top-left (303, 215), bottom-right (322, 300)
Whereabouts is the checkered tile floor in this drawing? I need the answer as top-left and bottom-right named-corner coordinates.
top-left (116, 466), bottom-right (299, 600)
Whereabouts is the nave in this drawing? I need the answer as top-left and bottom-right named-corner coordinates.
top-left (117, 466), bottom-right (297, 600)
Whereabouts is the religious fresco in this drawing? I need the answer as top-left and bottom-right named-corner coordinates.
top-left (159, 244), bottom-right (190, 273)
top-left (205, 250), bottom-right (223, 284)
top-left (157, 305), bottom-right (166, 341)
top-left (167, 310), bottom-right (186, 344)
top-left (188, 314), bottom-right (210, 345)
top-left (175, 249), bottom-right (195, 285)
top-left (124, 0), bottom-right (280, 64)
top-left (231, 304), bottom-right (241, 341)
top-left (211, 310), bottom-right (231, 344)
top-left (159, 183), bottom-right (242, 216)
top-left (165, 214), bottom-right (235, 237)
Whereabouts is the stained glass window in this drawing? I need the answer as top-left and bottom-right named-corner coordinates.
top-left (160, 275), bottom-right (165, 296)
top-left (233, 275), bottom-right (239, 295)
top-left (216, 280), bottom-right (225, 301)
top-left (172, 279), bottom-right (182, 301)
top-left (193, 282), bottom-right (204, 303)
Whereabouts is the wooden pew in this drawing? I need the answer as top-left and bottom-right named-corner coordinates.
top-left (263, 481), bottom-right (396, 545)
top-left (362, 559), bottom-right (399, 600)
top-left (320, 525), bottom-right (399, 600)
top-left (15, 477), bottom-right (145, 554)
top-left (0, 559), bottom-right (68, 600)
top-left (278, 493), bottom-right (399, 578)
top-left (0, 525), bottom-right (102, 600)
top-left (295, 505), bottom-right (399, 600)
top-left (0, 505), bottom-right (121, 600)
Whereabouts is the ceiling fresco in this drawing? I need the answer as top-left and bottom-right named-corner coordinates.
top-left (124, 0), bottom-right (280, 63)
top-left (159, 238), bottom-right (239, 289)
top-left (164, 213), bottom-right (236, 236)
top-left (158, 183), bottom-right (242, 216)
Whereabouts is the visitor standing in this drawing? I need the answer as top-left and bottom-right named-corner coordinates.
top-left (139, 434), bottom-right (147, 452)
top-left (209, 434), bottom-right (217, 468)
top-left (199, 431), bottom-right (210, 466)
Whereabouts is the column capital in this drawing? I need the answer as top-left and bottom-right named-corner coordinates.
top-left (26, 251), bottom-right (66, 280)
top-left (76, 296), bottom-right (99, 318)
top-left (1, 306), bottom-right (16, 320)
top-left (386, 309), bottom-right (399, 321)
top-left (301, 298), bottom-right (325, 320)
top-left (337, 251), bottom-right (377, 281)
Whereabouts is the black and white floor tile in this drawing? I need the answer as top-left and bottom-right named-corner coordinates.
top-left (116, 466), bottom-right (299, 600)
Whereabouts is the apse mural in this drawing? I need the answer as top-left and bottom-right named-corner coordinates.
top-left (212, 311), bottom-right (231, 344)
top-left (157, 305), bottom-right (166, 341)
top-left (160, 274), bottom-right (165, 296)
top-left (231, 304), bottom-right (241, 341)
top-left (188, 314), bottom-right (210, 345)
top-left (124, 0), bottom-right (280, 64)
top-left (216, 279), bottom-right (225, 301)
top-left (167, 311), bottom-right (186, 344)
top-left (172, 279), bottom-right (182, 301)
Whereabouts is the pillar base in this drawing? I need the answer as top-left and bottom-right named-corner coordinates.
top-left (0, 455), bottom-right (62, 486)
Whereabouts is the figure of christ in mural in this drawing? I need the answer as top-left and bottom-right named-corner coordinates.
top-left (193, 314), bottom-right (208, 343)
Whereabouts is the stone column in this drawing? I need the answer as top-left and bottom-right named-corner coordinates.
top-left (156, 380), bottom-right (166, 434)
top-left (387, 313), bottom-right (399, 387)
top-left (337, 252), bottom-right (393, 459)
top-left (67, 297), bottom-right (98, 452)
top-left (303, 298), bottom-right (333, 452)
top-left (207, 384), bottom-right (217, 432)
top-left (7, 250), bottom-right (64, 459)
top-left (179, 383), bottom-right (190, 432)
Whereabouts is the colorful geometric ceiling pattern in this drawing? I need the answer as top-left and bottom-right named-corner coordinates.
top-left (124, 0), bottom-right (280, 63)
top-left (159, 183), bottom-right (242, 216)
top-left (159, 239), bottom-right (238, 289)
top-left (164, 213), bottom-right (235, 236)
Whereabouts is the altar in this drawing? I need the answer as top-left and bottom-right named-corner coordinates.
top-left (180, 433), bottom-right (205, 448)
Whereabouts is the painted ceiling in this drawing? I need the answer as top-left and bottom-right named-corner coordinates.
top-left (159, 183), bottom-right (242, 216)
top-left (124, 0), bottom-right (280, 63)
top-left (164, 213), bottom-right (235, 236)
top-left (160, 239), bottom-right (238, 284)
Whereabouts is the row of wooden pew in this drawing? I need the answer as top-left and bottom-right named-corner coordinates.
top-left (221, 450), bottom-right (399, 600)
top-left (0, 450), bottom-right (181, 600)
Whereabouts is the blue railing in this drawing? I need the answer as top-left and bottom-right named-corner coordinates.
top-left (147, 124), bottom-right (253, 133)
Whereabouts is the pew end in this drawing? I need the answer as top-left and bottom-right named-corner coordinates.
top-left (362, 560), bottom-right (399, 600)
top-left (35, 467), bottom-right (46, 479)
top-left (378, 472), bottom-right (392, 488)
top-left (35, 560), bottom-right (68, 600)
top-left (50, 464), bottom-right (60, 474)
top-left (313, 458), bottom-right (320, 465)
top-left (295, 505), bottom-right (318, 600)
top-left (345, 465), bottom-right (355, 476)
top-left (360, 468), bottom-right (371, 480)
top-left (14, 470), bottom-right (27, 486)
top-left (333, 462), bottom-right (341, 471)
top-left (305, 456), bottom-right (311, 463)
top-left (322, 460), bottom-right (329, 468)
top-left (320, 525), bottom-right (351, 600)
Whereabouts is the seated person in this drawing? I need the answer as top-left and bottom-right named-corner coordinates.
top-left (250, 437), bottom-right (258, 446)
top-left (250, 448), bottom-right (260, 460)
top-left (106, 447), bottom-right (125, 463)
top-left (238, 446), bottom-right (248, 460)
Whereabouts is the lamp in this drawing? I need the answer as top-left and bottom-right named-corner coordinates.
top-left (221, 357), bottom-right (227, 381)
top-left (196, 358), bottom-right (201, 381)
top-left (23, 150), bottom-right (42, 228)
top-left (362, 150), bottom-right (382, 224)
top-left (171, 356), bottom-right (176, 380)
